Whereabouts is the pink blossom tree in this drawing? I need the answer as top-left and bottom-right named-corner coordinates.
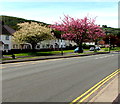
top-left (50, 15), bottom-right (105, 53)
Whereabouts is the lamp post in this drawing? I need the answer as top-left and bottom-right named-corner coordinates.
top-left (109, 36), bottom-right (111, 53)
top-left (105, 29), bottom-right (111, 53)
top-left (60, 39), bottom-right (63, 55)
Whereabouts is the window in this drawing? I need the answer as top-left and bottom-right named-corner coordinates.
top-left (13, 44), bottom-right (18, 49)
top-left (5, 35), bottom-right (9, 40)
top-left (4, 44), bottom-right (9, 49)
top-left (46, 44), bottom-right (50, 48)
top-left (37, 45), bottom-right (40, 49)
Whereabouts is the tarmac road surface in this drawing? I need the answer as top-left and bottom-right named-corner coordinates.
top-left (2, 53), bottom-right (119, 102)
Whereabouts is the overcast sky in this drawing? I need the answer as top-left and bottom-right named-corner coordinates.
top-left (0, 0), bottom-right (119, 28)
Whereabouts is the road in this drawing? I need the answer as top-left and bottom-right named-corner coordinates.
top-left (1, 53), bottom-right (119, 102)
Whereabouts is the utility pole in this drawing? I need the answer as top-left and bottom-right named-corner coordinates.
top-left (61, 38), bottom-right (63, 55)
top-left (105, 28), bottom-right (110, 53)
top-left (109, 36), bottom-right (111, 53)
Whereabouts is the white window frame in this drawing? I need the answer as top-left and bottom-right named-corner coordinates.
top-left (4, 44), bottom-right (9, 49)
top-left (5, 35), bottom-right (9, 40)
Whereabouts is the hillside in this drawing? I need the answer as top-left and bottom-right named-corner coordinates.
top-left (0, 15), bottom-right (49, 30)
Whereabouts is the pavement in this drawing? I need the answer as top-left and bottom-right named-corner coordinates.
top-left (1, 51), bottom-right (120, 103)
top-left (1, 51), bottom-right (110, 64)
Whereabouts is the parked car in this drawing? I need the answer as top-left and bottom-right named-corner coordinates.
top-left (89, 47), bottom-right (101, 51)
top-left (74, 47), bottom-right (83, 53)
top-left (89, 47), bottom-right (95, 51)
top-left (74, 47), bottom-right (79, 53)
top-left (95, 47), bottom-right (101, 50)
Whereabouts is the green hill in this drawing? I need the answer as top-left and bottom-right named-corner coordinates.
top-left (0, 15), bottom-right (49, 30)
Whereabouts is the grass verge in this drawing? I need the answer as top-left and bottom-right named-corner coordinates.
top-left (2, 47), bottom-right (119, 61)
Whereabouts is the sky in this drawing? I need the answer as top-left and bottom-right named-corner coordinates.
top-left (0, 0), bottom-right (119, 28)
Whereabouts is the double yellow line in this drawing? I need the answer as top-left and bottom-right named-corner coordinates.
top-left (70, 69), bottom-right (120, 104)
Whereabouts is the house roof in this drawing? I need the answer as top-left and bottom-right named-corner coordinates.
top-left (0, 41), bottom-right (4, 45)
top-left (0, 21), bottom-right (16, 35)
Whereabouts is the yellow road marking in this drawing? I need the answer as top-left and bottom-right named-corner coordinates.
top-left (70, 69), bottom-right (120, 104)
top-left (89, 74), bottom-right (118, 102)
top-left (77, 71), bottom-right (119, 103)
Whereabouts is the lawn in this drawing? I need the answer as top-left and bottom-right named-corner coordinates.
top-left (101, 47), bottom-right (120, 52)
top-left (3, 50), bottom-right (74, 57)
top-left (2, 47), bottom-right (119, 61)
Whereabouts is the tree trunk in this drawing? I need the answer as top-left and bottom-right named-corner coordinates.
top-left (95, 40), bottom-right (98, 45)
top-left (20, 44), bottom-right (24, 49)
top-left (78, 41), bottom-right (83, 53)
top-left (31, 43), bottom-right (36, 51)
top-left (78, 42), bottom-right (83, 53)
top-left (76, 35), bottom-right (83, 53)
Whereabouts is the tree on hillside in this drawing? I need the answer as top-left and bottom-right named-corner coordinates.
top-left (13, 22), bottom-right (53, 50)
top-left (103, 27), bottom-right (120, 48)
top-left (50, 15), bottom-right (105, 53)
top-left (116, 31), bottom-right (120, 46)
top-left (0, 15), bottom-right (48, 30)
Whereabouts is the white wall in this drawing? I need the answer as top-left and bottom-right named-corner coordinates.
top-left (83, 42), bottom-right (95, 45)
top-left (0, 35), bottom-right (12, 51)
top-left (12, 39), bottom-right (77, 50)
top-left (36, 39), bottom-right (76, 49)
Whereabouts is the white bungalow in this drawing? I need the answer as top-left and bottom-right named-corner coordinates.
top-left (0, 21), bottom-right (15, 52)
